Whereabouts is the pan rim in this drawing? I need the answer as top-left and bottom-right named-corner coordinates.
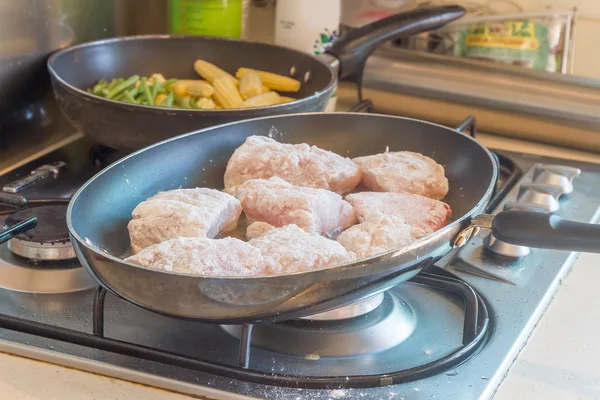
top-left (47, 34), bottom-right (335, 115)
top-left (67, 112), bottom-right (497, 281)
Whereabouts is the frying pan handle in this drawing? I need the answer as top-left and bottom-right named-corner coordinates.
top-left (0, 217), bottom-right (37, 245)
top-left (492, 210), bottom-right (600, 253)
top-left (0, 192), bottom-right (27, 208)
top-left (326, 5), bottom-right (466, 82)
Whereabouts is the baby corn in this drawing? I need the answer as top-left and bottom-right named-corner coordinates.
top-left (236, 68), bottom-right (301, 92)
top-left (196, 97), bottom-right (217, 109)
top-left (194, 59), bottom-right (239, 86)
top-left (212, 76), bottom-right (244, 109)
top-left (239, 71), bottom-right (263, 100)
top-left (243, 91), bottom-right (281, 108)
top-left (278, 96), bottom-right (296, 104)
top-left (175, 80), bottom-right (215, 98)
top-left (155, 93), bottom-right (168, 106)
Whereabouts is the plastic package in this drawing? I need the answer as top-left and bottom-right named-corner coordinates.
top-left (447, 11), bottom-right (576, 73)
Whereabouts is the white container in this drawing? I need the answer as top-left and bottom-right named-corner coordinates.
top-left (275, 0), bottom-right (341, 112)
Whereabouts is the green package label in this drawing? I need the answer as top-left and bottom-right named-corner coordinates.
top-left (169, 0), bottom-right (242, 38)
top-left (454, 20), bottom-right (552, 71)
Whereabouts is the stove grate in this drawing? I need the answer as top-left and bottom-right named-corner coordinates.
top-left (0, 267), bottom-right (489, 390)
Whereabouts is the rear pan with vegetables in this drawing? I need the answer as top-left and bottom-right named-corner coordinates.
top-left (87, 63), bottom-right (300, 110)
top-left (47, 6), bottom-right (466, 151)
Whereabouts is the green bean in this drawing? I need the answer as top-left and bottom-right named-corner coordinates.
top-left (165, 92), bottom-right (174, 107)
top-left (174, 95), bottom-right (190, 109)
top-left (106, 79), bottom-right (119, 91)
top-left (86, 88), bottom-right (92, 94)
top-left (128, 87), bottom-right (139, 98)
top-left (101, 88), bottom-right (109, 97)
top-left (164, 78), bottom-right (177, 91)
top-left (116, 87), bottom-right (138, 101)
top-left (123, 91), bottom-right (136, 103)
top-left (190, 98), bottom-right (200, 109)
top-left (150, 82), bottom-right (161, 102)
top-left (92, 81), bottom-right (107, 95)
top-left (106, 75), bottom-right (140, 99)
top-left (140, 78), bottom-right (154, 106)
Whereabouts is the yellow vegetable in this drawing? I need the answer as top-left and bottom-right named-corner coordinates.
top-left (171, 82), bottom-right (187, 97)
top-left (236, 67), bottom-right (301, 92)
top-left (278, 96), bottom-right (296, 104)
top-left (243, 91), bottom-right (281, 108)
top-left (176, 79), bottom-right (215, 97)
top-left (261, 85), bottom-right (270, 93)
top-left (212, 76), bottom-right (244, 109)
top-left (155, 93), bottom-right (168, 105)
top-left (194, 59), bottom-right (239, 86)
top-left (239, 71), bottom-right (263, 100)
top-left (196, 97), bottom-right (217, 109)
top-left (149, 73), bottom-right (166, 84)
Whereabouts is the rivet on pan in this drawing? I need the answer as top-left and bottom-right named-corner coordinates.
top-left (454, 236), bottom-right (467, 248)
top-left (289, 66), bottom-right (296, 76)
top-left (304, 70), bottom-right (312, 83)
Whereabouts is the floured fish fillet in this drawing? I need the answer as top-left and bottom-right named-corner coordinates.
top-left (346, 191), bottom-right (451, 238)
top-left (126, 237), bottom-right (270, 277)
top-left (337, 214), bottom-right (415, 259)
top-left (224, 135), bottom-right (361, 194)
top-left (232, 177), bottom-right (357, 236)
top-left (353, 151), bottom-right (449, 200)
top-left (246, 222), bottom-right (275, 240)
top-left (128, 188), bottom-right (241, 253)
top-left (249, 224), bottom-right (355, 275)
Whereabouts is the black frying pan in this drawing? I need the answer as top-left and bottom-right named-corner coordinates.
top-left (66, 112), bottom-right (600, 324)
top-left (47, 6), bottom-right (465, 151)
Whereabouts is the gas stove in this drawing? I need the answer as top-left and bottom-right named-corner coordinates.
top-left (0, 131), bottom-right (599, 400)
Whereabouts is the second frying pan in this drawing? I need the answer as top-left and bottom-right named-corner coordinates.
top-left (47, 6), bottom-right (465, 151)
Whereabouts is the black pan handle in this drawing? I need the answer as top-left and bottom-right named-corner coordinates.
top-left (492, 210), bottom-right (600, 253)
top-left (0, 192), bottom-right (27, 208)
top-left (326, 5), bottom-right (466, 81)
top-left (0, 217), bottom-right (37, 245)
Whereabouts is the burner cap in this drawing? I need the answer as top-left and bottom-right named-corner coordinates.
top-left (3, 205), bottom-right (75, 260)
top-left (4, 205), bottom-right (69, 243)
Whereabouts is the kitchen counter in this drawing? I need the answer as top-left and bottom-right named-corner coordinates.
top-left (0, 134), bottom-right (599, 400)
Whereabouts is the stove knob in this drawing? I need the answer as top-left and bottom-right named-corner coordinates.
top-left (533, 164), bottom-right (581, 195)
top-left (504, 183), bottom-right (565, 213)
top-left (484, 203), bottom-right (534, 258)
top-left (484, 233), bottom-right (530, 258)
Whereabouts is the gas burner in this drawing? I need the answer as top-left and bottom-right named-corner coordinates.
top-left (0, 245), bottom-right (96, 293)
top-left (3, 205), bottom-right (74, 260)
top-left (300, 292), bottom-right (384, 320)
top-left (222, 292), bottom-right (416, 357)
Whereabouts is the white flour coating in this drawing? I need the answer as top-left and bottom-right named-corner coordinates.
top-left (224, 135), bottom-right (361, 194)
top-left (125, 236), bottom-right (271, 276)
top-left (127, 188), bottom-right (241, 253)
top-left (232, 177), bottom-right (357, 236)
top-left (353, 151), bottom-right (449, 200)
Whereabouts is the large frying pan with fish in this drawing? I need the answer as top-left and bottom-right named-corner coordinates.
top-left (47, 6), bottom-right (465, 151)
top-left (67, 112), bottom-right (600, 324)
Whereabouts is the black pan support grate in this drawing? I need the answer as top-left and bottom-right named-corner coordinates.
top-left (0, 267), bottom-right (490, 390)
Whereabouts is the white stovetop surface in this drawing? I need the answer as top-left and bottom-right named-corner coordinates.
top-left (1, 134), bottom-right (600, 400)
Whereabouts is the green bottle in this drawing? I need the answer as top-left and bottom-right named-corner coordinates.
top-left (168, 0), bottom-right (247, 38)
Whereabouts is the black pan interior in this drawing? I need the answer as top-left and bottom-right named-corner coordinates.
top-left (69, 113), bottom-right (496, 258)
top-left (49, 36), bottom-right (333, 100)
